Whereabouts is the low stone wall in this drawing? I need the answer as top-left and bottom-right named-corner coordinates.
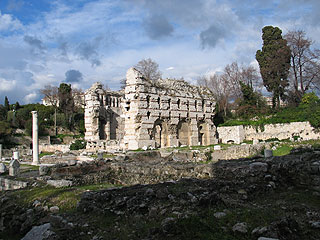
top-left (211, 143), bottom-right (270, 161)
top-left (39, 144), bottom-right (70, 153)
top-left (2, 149), bottom-right (32, 158)
top-left (244, 121), bottom-right (320, 141)
top-left (217, 121), bottom-right (320, 144)
top-left (0, 177), bottom-right (28, 191)
top-left (86, 140), bottom-right (121, 152)
top-left (49, 151), bottom-right (213, 185)
top-left (217, 125), bottom-right (244, 144)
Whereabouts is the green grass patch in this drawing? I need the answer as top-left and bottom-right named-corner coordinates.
top-left (39, 151), bottom-right (54, 158)
top-left (12, 182), bottom-right (118, 213)
top-left (272, 145), bottom-right (293, 156)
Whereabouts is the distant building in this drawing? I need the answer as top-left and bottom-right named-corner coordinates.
top-left (41, 91), bottom-right (85, 108)
top-left (262, 96), bottom-right (286, 107)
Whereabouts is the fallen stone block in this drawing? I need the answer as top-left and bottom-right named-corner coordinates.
top-left (47, 179), bottom-right (73, 188)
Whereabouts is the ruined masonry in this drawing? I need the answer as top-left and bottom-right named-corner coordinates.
top-left (85, 68), bottom-right (217, 150)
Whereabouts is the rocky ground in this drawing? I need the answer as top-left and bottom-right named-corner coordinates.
top-left (0, 147), bottom-right (320, 240)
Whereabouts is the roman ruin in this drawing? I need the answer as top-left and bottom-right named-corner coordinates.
top-left (85, 68), bottom-right (217, 150)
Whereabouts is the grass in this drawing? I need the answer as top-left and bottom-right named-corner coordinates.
top-left (11, 182), bottom-right (118, 213)
top-left (272, 144), bottom-right (293, 156)
top-left (271, 139), bottom-right (320, 157)
top-left (39, 151), bottom-right (54, 158)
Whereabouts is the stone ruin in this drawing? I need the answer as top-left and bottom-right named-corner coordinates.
top-left (85, 68), bottom-right (217, 151)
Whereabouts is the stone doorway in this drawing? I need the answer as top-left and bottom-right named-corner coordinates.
top-left (152, 119), bottom-right (169, 148)
top-left (177, 119), bottom-right (191, 146)
top-left (198, 121), bottom-right (210, 146)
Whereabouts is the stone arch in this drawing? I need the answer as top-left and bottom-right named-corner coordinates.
top-left (198, 120), bottom-right (210, 146)
top-left (177, 119), bottom-right (191, 146)
top-left (151, 118), bottom-right (169, 148)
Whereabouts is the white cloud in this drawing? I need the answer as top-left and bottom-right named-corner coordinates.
top-left (0, 78), bottom-right (16, 91)
top-left (24, 92), bottom-right (38, 103)
top-left (0, 11), bottom-right (22, 31)
top-left (1, 0), bottom-right (320, 104)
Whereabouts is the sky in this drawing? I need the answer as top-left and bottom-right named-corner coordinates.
top-left (0, 0), bottom-right (320, 104)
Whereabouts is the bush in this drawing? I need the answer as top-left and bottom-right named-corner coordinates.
top-left (70, 140), bottom-right (86, 150)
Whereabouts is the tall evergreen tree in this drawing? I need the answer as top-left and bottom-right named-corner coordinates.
top-left (4, 96), bottom-right (9, 111)
top-left (58, 83), bottom-right (74, 129)
top-left (256, 26), bottom-right (291, 108)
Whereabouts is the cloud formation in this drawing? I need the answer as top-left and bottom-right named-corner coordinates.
top-left (76, 39), bottom-right (102, 66)
top-left (6, 0), bottom-right (24, 12)
top-left (143, 15), bottom-right (174, 39)
top-left (0, 11), bottom-right (22, 31)
top-left (65, 69), bottom-right (83, 83)
top-left (23, 35), bottom-right (46, 52)
top-left (200, 24), bottom-right (227, 49)
top-left (0, 0), bottom-right (320, 104)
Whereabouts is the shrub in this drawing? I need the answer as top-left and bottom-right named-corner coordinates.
top-left (70, 140), bottom-right (86, 150)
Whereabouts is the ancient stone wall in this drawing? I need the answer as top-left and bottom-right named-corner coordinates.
top-left (84, 68), bottom-right (217, 150)
top-left (216, 125), bottom-right (244, 144)
top-left (39, 144), bottom-right (70, 153)
top-left (122, 68), bottom-right (217, 150)
top-left (244, 121), bottom-right (320, 141)
top-left (84, 82), bottom-right (124, 151)
top-left (217, 121), bottom-right (320, 143)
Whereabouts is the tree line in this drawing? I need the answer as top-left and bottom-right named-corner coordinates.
top-left (196, 27), bottom-right (320, 124)
top-left (0, 83), bottom-right (85, 144)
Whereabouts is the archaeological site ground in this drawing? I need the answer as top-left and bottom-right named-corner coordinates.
top-left (0, 68), bottom-right (320, 240)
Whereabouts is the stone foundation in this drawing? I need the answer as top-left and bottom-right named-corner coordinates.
top-left (0, 177), bottom-right (28, 191)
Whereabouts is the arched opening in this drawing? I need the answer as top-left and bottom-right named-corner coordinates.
top-left (146, 95), bottom-right (151, 108)
top-left (198, 121), bottom-right (210, 146)
top-left (155, 125), bottom-right (162, 148)
top-left (99, 118), bottom-right (107, 140)
top-left (110, 112), bottom-right (118, 140)
top-left (151, 119), bottom-right (169, 148)
top-left (177, 119), bottom-right (191, 146)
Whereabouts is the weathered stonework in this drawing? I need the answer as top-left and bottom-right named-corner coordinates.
top-left (85, 68), bottom-right (217, 150)
top-left (84, 82), bottom-right (124, 150)
top-left (217, 125), bottom-right (244, 144)
top-left (217, 121), bottom-right (320, 144)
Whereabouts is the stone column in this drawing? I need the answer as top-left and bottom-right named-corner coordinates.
top-left (32, 111), bottom-right (40, 165)
top-left (13, 151), bottom-right (19, 160)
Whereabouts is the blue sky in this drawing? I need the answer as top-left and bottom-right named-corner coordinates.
top-left (0, 0), bottom-right (319, 104)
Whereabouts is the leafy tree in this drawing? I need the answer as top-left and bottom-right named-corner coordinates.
top-left (284, 30), bottom-right (320, 101)
top-left (0, 121), bottom-right (12, 139)
top-left (0, 105), bottom-right (7, 121)
top-left (256, 26), bottom-right (291, 108)
top-left (15, 102), bottom-right (20, 110)
top-left (198, 62), bottom-right (261, 119)
top-left (301, 92), bottom-right (319, 105)
top-left (237, 82), bottom-right (267, 117)
top-left (40, 85), bottom-right (59, 135)
top-left (134, 58), bottom-right (162, 82)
